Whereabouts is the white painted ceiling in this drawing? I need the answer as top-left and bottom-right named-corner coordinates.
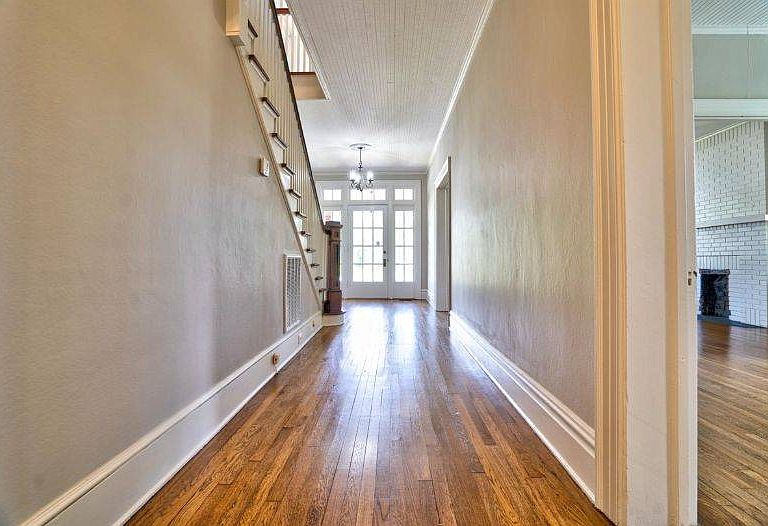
top-left (692, 0), bottom-right (768, 30)
top-left (287, 0), bottom-right (493, 174)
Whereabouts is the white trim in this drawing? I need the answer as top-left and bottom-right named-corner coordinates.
top-left (694, 98), bottom-right (768, 119)
top-left (426, 289), bottom-right (436, 307)
top-left (427, 0), bottom-right (496, 168)
top-left (692, 25), bottom-right (768, 35)
top-left (419, 289), bottom-right (429, 300)
top-left (433, 158), bottom-right (451, 312)
top-left (696, 214), bottom-right (767, 229)
top-left (314, 170), bottom-right (427, 180)
top-left (23, 312), bottom-right (323, 526)
top-left (450, 311), bottom-right (596, 501)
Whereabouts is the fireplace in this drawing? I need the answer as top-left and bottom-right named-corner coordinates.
top-left (699, 269), bottom-right (730, 318)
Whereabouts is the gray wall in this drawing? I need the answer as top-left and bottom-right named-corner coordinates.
top-left (428, 0), bottom-right (595, 425)
top-left (694, 34), bottom-right (768, 98)
top-left (0, 1), bottom-right (317, 523)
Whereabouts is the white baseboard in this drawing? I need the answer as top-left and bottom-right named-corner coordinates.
top-left (449, 312), bottom-right (596, 501)
top-left (420, 289), bottom-right (429, 301)
top-left (24, 312), bottom-right (323, 526)
top-left (426, 289), bottom-right (435, 306)
top-left (322, 312), bottom-right (344, 326)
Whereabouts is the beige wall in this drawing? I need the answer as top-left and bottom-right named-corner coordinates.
top-left (428, 0), bottom-right (595, 424)
top-left (0, 1), bottom-right (317, 523)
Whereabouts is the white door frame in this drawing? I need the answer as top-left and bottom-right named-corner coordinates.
top-left (317, 179), bottom-right (423, 300)
top-left (434, 158), bottom-right (451, 312)
top-left (668, 0), bottom-right (698, 523)
top-left (594, 0), bottom-right (698, 523)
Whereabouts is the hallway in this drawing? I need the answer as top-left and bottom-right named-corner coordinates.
top-left (128, 301), bottom-right (608, 525)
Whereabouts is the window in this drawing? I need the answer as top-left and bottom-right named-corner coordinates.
top-left (323, 188), bottom-right (342, 201)
top-left (350, 188), bottom-right (386, 201)
top-left (394, 188), bottom-right (414, 201)
top-left (394, 210), bottom-right (414, 282)
top-left (352, 210), bottom-right (384, 282)
top-left (323, 209), bottom-right (342, 223)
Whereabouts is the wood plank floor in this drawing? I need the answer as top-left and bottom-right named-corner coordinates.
top-left (128, 300), bottom-right (609, 525)
top-left (698, 321), bottom-right (768, 526)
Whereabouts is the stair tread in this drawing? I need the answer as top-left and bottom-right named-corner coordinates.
top-left (270, 132), bottom-right (288, 150)
top-left (260, 96), bottom-right (280, 118)
top-left (310, 263), bottom-right (320, 268)
top-left (288, 188), bottom-right (302, 198)
top-left (247, 54), bottom-right (270, 83)
top-left (281, 163), bottom-right (296, 176)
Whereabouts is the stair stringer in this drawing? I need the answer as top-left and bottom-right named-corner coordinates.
top-left (232, 46), bottom-right (323, 312)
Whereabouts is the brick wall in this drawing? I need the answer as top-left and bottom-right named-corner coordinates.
top-left (696, 222), bottom-right (768, 326)
top-left (695, 121), bottom-right (767, 327)
top-left (695, 121), bottom-right (765, 224)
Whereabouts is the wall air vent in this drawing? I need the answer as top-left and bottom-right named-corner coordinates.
top-left (284, 254), bottom-right (302, 332)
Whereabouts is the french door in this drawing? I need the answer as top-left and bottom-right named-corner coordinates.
top-left (318, 180), bottom-right (421, 300)
top-left (346, 205), bottom-right (388, 298)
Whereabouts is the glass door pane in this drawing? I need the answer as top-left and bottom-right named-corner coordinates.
top-left (347, 205), bottom-right (388, 297)
top-left (394, 209), bottom-right (414, 283)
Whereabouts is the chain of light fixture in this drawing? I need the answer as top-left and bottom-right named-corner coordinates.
top-left (348, 143), bottom-right (374, 192)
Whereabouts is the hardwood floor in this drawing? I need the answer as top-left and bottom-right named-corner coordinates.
top-left (128, 300), bottom-right (608, 525)
top-left (698, 321), bottom-right (768, 526)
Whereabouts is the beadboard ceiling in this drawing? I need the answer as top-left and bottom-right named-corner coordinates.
top-left (287, 0), bottom-right (494, 173)
top-left (692, 0), bottom-right (768, 31)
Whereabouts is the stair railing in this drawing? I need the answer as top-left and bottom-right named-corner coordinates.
top-left (226, 0), bottom-right (329, 310)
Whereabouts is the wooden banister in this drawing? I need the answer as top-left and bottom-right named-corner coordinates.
top-left (267, 0), bottom-right (328, 233)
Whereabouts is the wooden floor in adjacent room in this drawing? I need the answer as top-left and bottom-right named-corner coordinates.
top-left (128, 300), bottom-right (607, 526)
top-left (698, 321), bottom-right (768, 526)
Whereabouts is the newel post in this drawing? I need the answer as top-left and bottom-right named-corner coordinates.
top-left (323, 221), bottom-right (344, 323)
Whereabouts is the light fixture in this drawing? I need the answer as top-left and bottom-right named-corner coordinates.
top-left (348, 143), bottom-right (374, 192)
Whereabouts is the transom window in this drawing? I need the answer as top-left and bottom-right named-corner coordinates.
top-left (352, 210), bottom-right (384, 282)
top-left (394, 210), bottom-right (414, 282)
top-left (350, 188), bottom-right (386, 201)
top-left (323, 188), bottom-right (342, 201)
top-left (394, 188), bottom-right (414, 201)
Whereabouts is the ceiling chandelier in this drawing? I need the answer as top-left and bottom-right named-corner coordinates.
top-left (348, 143), bottom-right (374, 192)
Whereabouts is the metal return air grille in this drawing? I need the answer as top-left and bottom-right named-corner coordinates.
top-left (284, 254), bottom-right (302, 332)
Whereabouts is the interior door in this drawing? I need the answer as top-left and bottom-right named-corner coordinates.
top-left (346, 205), bottom-right (388, 298)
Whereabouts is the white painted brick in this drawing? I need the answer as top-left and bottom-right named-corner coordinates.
top-left (695, 121), bottom-right (766, 224)
top-left (695, 122), bottom-right (767, 327)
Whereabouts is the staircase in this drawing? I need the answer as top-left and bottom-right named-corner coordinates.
top-left (226, 0), bottom-right (328, 311)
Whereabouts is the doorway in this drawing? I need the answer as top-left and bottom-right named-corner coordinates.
top-left (317, 180), bottom-right (422, 299)
top-left (686, 4), bottom-right (768, 525)
top-left (347, 205), bottom-right (388, 298)
top-left (434, 158), bottom-right (451, 312)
